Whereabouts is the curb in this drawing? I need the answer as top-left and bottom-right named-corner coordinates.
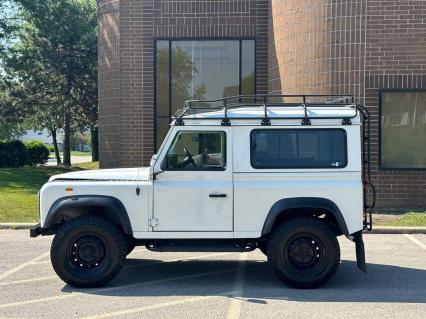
top-left (370, 226), bottom-right (426, 234)
top-left (0, 223), bottom-right (37, 230)
top-left (0, 223), bottom-right (426, 234)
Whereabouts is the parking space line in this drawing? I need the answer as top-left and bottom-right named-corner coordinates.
top-left (0, 267), bottom-right (238, 310)
top-left (404, 234), bottom-right (426, 250)
top-left (0, 253), bottom-right (232, 287)
top-left (0, 276), bottom-right (57, 287)
top-left (227, 253), bottom-right (248, 319)
top-left (79, 293), bottom-right (231, 319)
top-left (0, 252), bottom-right (50, 281)
top-left (29, 260), bottom-right (51, 265)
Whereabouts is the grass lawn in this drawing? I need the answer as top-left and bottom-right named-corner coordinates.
top-left (376, 212), bottom-right (426, 227)
top-left (0, 162), bottom-right (98, 223)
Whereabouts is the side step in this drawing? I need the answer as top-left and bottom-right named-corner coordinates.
top-left (145, 239), bottom-right (257, 253)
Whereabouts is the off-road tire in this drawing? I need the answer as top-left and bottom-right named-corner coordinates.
top-left (50, 215), bottom-right (127, 288)
top-left (267, 217), bottom-right (340, 288)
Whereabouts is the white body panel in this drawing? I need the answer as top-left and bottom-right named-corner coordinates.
top-left (39, 180), bottom-right (151, 232)
top-left (38, 106), bottom-right (364, 239)
top-left (152, 126), bottom-right (233, 231)
top-left (232, 125), bottom-right (363, 235)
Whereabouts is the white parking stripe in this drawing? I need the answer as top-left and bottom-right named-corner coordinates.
top-left (29, 260), bottom-right (51, 265)
top-left (227, 253), bottom-right (248, 319)
top-left (0, 252), bottom-right (50, 281)
top-left (0, 276), bottom-right (57, 287)
top-left (0, 252), bottom-right (232, 287)
top-left (0, 267), bottom-right (238, 309)
top-left (404, 234), bottom-right (426, 250)
top-left (79, 294), bottom-right (230, 319)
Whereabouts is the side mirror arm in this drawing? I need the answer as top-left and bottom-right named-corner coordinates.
top-left (150, 170), bottom-right (164, 180)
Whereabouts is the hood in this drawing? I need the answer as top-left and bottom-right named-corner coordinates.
top-left (49, 167), bottom-right (150, 182)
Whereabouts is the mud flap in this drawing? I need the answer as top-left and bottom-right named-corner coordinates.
top-left (353, 231), bottom-right (367, 273)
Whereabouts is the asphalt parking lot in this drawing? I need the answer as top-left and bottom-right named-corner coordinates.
top-left (0, 231), bottom-right (425, 319)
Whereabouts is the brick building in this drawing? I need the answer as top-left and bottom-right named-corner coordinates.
top-left (97, 0), bottom-right (426, 209)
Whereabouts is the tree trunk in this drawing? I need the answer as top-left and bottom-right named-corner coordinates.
top-left (90, 125), bottom-right (99, 162)
top-left (63, 110), bottom-right (71, 166)
top-left (50, 128), bottom-right (62, 165)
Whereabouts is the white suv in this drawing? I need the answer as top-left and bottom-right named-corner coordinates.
top-left (30, 94), bottom-right (375, 289)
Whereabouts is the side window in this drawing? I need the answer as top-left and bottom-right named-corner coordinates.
top-left (250, 129), bottom-right (347, 169)
top-left (163, 131), bottom-right (226, 171)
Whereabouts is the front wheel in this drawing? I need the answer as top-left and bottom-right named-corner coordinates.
top-left (50, 215), bottom-right (127, 288)
top-left (267, 217), bottom-right (340, 288)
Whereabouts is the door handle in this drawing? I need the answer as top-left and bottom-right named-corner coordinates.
top-left (209, 193), bottom-right (227, 198)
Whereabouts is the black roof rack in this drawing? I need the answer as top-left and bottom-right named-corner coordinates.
top-left (172, 94), bottom-right (357, 126)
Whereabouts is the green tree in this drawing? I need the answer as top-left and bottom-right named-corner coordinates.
top-left (1, 0), bottom-right (98, 166)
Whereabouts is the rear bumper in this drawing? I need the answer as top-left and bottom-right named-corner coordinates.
top-left (29, 223), bottom-right (43, 238)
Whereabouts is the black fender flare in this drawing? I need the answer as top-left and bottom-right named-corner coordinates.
top-left (261, 197), bottom-right (349, 236)
top-left (44, 195), bottom-right (133, 235)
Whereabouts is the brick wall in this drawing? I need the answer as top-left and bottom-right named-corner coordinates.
top-left (267, 0), bottom-right (426, 209)
top-left (98, 0), bottom-right (120, 168)
top-left (98, 0), bottom-right (426, 209)
top-left (365, 0), bottom-right (426, 208)
top-left (99, 0), bottom-right (269, 168)
top-left (268, 0), bottom-right (366, 102)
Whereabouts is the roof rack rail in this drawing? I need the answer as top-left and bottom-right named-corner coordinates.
top-left (172, 94), bottom-right (356, 126)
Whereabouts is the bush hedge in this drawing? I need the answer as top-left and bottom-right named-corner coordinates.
top-left (24, 140), bottom-right (50, 166)
top-left (0, 140), bottom-right (50, 167)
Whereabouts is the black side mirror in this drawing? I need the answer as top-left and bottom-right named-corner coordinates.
top-left (160, 157), bottom-right (167, 170)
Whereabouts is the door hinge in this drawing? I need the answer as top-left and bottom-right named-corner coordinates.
top-left (149, 217), bottom-right (159, 227)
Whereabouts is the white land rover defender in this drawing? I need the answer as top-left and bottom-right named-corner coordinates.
top-left (30, 94), bottom-right (376, 289)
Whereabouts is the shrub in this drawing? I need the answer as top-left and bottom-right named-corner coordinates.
top-left (0, 140), bottom-right (28, 167)
top-left (24, 140), bottom-right (50, 166)
top-left (48, 145), bottom-right (55, 152)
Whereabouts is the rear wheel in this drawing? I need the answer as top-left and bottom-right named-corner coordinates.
top-left (267, 217), bottom-right (340, 288)
top-left (50, 215), bottom-right (127, 288)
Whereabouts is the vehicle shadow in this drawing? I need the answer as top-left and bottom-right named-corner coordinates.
top-left (61, 257), bottom-right (426, 304)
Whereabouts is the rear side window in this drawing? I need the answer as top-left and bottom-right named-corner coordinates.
top-left (250, 129), bottom-right (347, 169)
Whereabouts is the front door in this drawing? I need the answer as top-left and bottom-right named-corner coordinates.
top-left (153, 128), bottom-right (233, 231)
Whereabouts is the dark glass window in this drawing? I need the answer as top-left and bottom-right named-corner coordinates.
top-left (155, 39), bottom-right (256, 149)
top-left (164, 131), bottom-right (226, 171)
top-left (380, 91), bottom-right (426, 169)
top-left (250, 129), bottom-right (347, 169)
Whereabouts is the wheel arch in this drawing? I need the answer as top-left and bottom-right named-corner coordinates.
top-left (44, 195), bottom-right (133, 236)
top-left (261, 197), bottom-right (349, 237)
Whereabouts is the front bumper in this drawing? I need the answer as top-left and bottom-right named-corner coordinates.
top-left (29, 223), bottom-right (43, 237)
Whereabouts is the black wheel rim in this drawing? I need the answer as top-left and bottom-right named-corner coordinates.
top-left (287, 235), bottom-right (324, 270)
top-left (69, 235), bottom-right (106, 269)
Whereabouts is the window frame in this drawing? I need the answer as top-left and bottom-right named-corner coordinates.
top-left (162, 130), bottom-right (227, 172)
top-left (249, 128), bottom-right (348, 169)
top-left (378, 88), bottom-right (426, 171)
top-left (153, 37), bottom-right (257, 150)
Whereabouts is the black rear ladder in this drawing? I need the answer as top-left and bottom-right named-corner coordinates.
top-left (357, 105), bottom-right (376, 231)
